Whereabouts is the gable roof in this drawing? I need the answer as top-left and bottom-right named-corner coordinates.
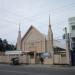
top-left (21, 25), bottom-right (66, 50)
top-left (21, 25), bottom-right (45, 42)
top-left (53, 40), bottom-right (66, 49)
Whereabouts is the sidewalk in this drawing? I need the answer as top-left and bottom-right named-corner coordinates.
top-left (23, 64), bottom-right (75, 69)
top-left (0, 63), bottom-right (75, 69)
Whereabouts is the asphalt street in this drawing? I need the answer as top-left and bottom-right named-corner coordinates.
top-left (0, 64), bottom-right (75, 75)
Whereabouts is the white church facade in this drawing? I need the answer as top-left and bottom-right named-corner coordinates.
top-left (0, 17), bottom-right (70, 65)
top-left (14, 18), bottom-right (69, 64)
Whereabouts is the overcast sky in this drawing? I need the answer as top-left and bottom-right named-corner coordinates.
top-left (0, 0), bottom-right (75, 44)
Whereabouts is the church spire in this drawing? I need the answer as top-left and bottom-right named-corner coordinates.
top-left (19, 23), bottom-right (20, 32)
top-left (18, 23), bottom-right (21, 34)
top-left (48, 15), bottom-right (53, 41)
top-left (47, 15), bottom-right (53, 62)
top-left (17, 23), bottom-right (21, 50)
top-left (48, 13), bottom-right (51, 32)
top-left (49, 15), bottom-right (50, 25)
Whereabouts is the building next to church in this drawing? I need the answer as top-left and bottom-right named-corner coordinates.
top-left (69, 17), bottom-right (75, 50)
top-left (0, 17), bottom-right (70, 65)
top-left (68, 17), bottom-right (75, 65)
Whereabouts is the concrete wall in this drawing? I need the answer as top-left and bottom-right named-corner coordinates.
top-left (0, 55), bottom-right (27, 64)
top-left (44, 57), bottom-right (54, 64)
top-left (0, 53), bottom-right (67, 65)
top-left (0, 55), bottom-right (10, 63)
top-left (54, 54), bottom-right (67, 64)
top-left (54, 54), bottom-right (60, 64)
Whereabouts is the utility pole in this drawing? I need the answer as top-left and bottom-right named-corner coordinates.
top-left (64, 27), bottom-right (70, 65)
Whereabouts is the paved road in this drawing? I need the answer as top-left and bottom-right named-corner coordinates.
top-left (0, 64), bottom-right (75, 75)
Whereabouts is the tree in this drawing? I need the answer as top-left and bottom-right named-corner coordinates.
top-left (2, 39), bottom-right (8, 51)
top-left (0, 38), bottom-right (16, 52)
top-left (0, 38), bottom-right (3, 51)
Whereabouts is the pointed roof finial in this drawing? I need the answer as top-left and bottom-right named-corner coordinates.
top-left (49, 11), bottom-right (51, 25)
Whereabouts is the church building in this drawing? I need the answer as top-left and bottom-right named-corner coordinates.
top-left (0, 16), bottom-right (70, 65)
top-left (15, 16), bottom-right (69, 65)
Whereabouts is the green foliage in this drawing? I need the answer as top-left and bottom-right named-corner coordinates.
top-left (0, 38), bottom-right (16, 52)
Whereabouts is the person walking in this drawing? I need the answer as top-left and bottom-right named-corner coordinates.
top-left (40, 57), bottom-right (44, 64)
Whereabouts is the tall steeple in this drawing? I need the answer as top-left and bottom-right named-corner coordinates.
top-left (47, 15), bottom-right (53, 60)
top-left (48, 15), bottom-right (53, 41)
top-left (17, 23), bottom-right (21, 50)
